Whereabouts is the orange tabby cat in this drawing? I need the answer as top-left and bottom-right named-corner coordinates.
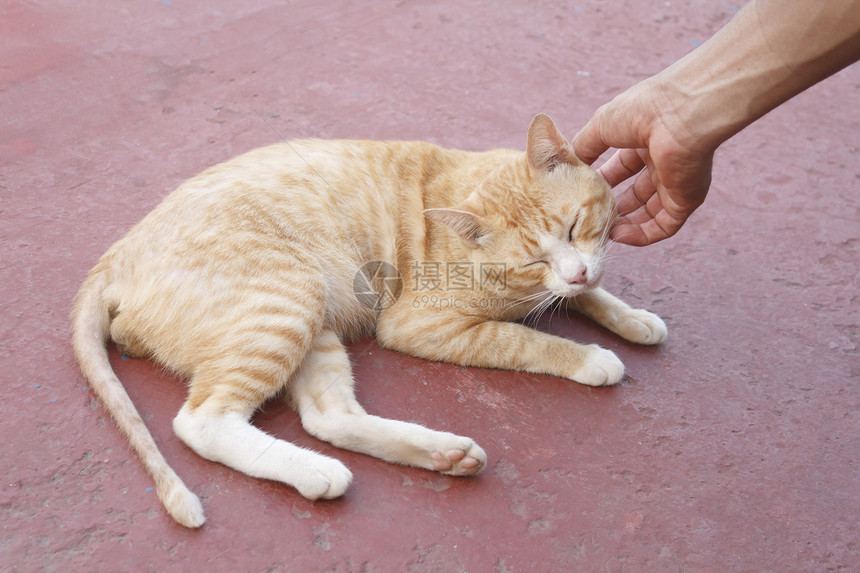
top-left (71, 114), bottom-right (666, 528)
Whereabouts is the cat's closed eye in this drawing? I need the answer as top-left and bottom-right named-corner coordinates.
top-left (568, 216), bottom-right (579, 242)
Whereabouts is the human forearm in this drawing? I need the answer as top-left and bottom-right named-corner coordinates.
top-left (659, 0), bottom-right (860, 153)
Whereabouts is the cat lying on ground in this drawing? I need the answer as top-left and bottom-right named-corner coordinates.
top-left (71, 114), bottom-right (666, 527)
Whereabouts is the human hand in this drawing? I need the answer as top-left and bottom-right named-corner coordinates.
top-left (572, 80), bottom-right (714, 246)
top-left (571, 0), bottom-right (860, 247)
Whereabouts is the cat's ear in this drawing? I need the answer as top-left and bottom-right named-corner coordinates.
top-left (424, 208), bottom-right (485, 248)
top-left (526, 113), bottom-right (583, 174)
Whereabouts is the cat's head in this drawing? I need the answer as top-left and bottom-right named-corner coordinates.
top-left (425, 113), bottom-right (616, 299)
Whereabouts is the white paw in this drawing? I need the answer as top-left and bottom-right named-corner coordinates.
top-left (617, 309), bottom-right (668, 345)
top-left (294, 456), bottom-right (353, 500)
top-left (431, 437), bottom-right (487, 476)
top-left (572, 346), bottom-right (625, 386)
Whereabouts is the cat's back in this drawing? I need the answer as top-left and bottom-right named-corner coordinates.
top-left (95, 137), bottom-right (515, 280)
top-left (97, 141), bottom-right (374, 252)
top-left (91, 139), bottom-right (457, 280)
top-left (137, 138), bottom-right (460, 229)
top-left (176, 138), bottom-right (459, 198)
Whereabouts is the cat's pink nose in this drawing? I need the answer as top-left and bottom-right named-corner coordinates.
top-left (568, 268), bottom-right (588, 285)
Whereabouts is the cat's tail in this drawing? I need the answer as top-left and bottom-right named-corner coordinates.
top-left (70, 271), bottom-right (206, 528)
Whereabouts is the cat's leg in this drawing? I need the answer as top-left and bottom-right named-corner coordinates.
top-left (567, 287), bottom-right (667, 345)
top-left (172, 363), bottom-right (353, 502)
top-left (291, 329), bottom-right (486, 475)
top-left (377, 306), bottom-right (624, 386)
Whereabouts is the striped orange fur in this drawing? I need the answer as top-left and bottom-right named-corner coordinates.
top-left (71, 114), bottom-right (667, 527)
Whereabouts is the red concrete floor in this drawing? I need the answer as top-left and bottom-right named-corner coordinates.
top-left (2, 1), bottom-right (858, 571)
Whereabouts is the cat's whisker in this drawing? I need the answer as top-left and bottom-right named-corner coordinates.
top-left (552, 294), bottom-right (566, 320)
top-left (531, 292), bottom-right (553, 312)
top-left (603, 238), bottom-right (619, 258)
top-left (520, 296), bottom-right (544, 323)
top-left (522, 292), bottom-right (558, 327)
top-left (504, 290), bottom-right (552, 310)
top-left (522, 305), bottom-right (548, 327)
top-left (544, 294), bottom-right (566, 329)
top-left (599, 210), bottom-right (619, 252)
top-left (601, 249), bottom-right (619, 262)
top-left (539, 295), bottom-right (562, 326)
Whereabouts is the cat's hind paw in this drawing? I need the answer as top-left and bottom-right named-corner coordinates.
top-left (572, 346), bottom-right (624, 386)
top-left (616, 309), bottom-right (667, 345)
top-left (432, 441), bottom-right (487, 476)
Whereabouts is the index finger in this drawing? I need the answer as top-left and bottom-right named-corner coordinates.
top-left (598, 148), bottom-right (646, 189)
top-left (571, 116), bottom-right (610, 166)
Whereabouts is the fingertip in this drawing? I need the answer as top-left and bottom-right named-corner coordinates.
top-left (609, 224), bottom-right (647, 247)
top-left (571, 121), bottom-right (608, 166)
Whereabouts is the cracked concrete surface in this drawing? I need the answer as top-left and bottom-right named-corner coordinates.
top-left (2, 1), bottom-right (858, 571)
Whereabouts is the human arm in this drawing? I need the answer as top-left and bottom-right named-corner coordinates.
top-left (572, 0), bottom-right (860, 246)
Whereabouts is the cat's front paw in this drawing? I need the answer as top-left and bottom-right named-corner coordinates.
top-left (572, 346), bottom-right (624, 386)
top-left (294, 456), bottom-right (353, 500)
top-left (616, 309), bottom-right (667, 345)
